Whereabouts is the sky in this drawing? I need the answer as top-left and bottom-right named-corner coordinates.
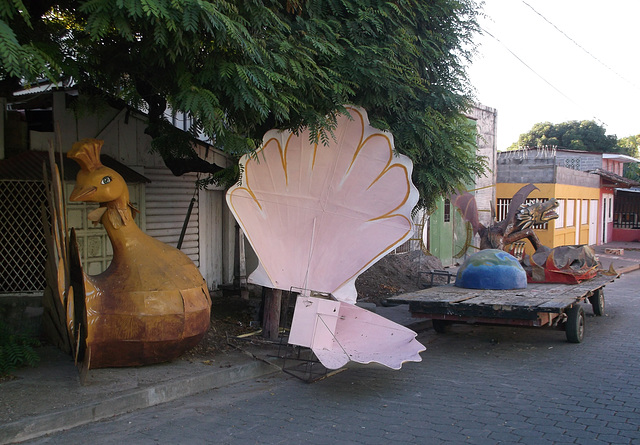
top-left (467, 0), bottom-right (640, 151)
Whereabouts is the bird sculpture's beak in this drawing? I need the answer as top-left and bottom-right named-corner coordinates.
top-left (70, 185), bottom-right (97, 202)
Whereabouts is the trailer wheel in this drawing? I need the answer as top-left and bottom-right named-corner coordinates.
top-left (432, 319), bottom-right (451, 334)
top-left (566, 305), bottom-right (585, 343)
top-left (589, 289), bottom-right (605, 316)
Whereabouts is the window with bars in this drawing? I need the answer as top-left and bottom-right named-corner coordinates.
top-left (613, 193), bottom-right (640, 229)
top-left (444, 198), bottom-right (451, 223)
top-left (0, 180), bottom-right (48, 293)
top-left (496, 197), bottom-right (551, 230)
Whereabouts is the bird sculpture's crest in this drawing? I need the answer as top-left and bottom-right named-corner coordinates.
top-left (68, 138), bottom-right (104, 172)
top-left (67, 138), bottom-right (137, 229)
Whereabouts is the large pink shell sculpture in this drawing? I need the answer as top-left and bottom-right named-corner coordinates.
top-left (227, 107), bottom-right (418, 303)
top-left (226, 106), bottom-right (425, 369)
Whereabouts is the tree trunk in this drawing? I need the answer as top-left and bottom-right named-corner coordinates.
top-left (262, 288), bottom-right (282, 340)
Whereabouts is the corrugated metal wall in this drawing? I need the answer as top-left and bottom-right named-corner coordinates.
top-left (145, 168), bottom-right (200, 265)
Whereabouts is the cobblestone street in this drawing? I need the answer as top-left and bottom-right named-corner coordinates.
top-left (22, 272), bottom-right (640, 444)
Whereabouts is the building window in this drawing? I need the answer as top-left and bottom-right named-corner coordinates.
top-left (556, 199), bottom-right (565, 228)
top-left (566, 200), bottom-right (575, 227)
top-left (496, 197), bottom-right (550, 229)
top-left (497, 198), bottom-right (510, 221)
top-left (444, 198), bottom-right (451, 222)
top-left (581, 200), bottom-right (588, 225)
top-left (609, 196), bottom-right (613, 220)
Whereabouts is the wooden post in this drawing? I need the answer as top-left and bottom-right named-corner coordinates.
top-left (238, 229), bottom-right (249, 300)
top-left (263, 288), bottom-right (282, 340)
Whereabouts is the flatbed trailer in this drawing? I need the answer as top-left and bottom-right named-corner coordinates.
top-left (388, 273), bottom-right (616, 343)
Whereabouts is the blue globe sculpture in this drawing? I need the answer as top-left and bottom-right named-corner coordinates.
top-left (455, 249), bottom-right (527, 290)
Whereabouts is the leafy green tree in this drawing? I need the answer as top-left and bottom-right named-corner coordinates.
top-left (618, 135), bottom-right (640, 181)
top-left (509, 120), bottom-right (619, 153)
top-left (1, 0), bottom-right (485, 209)
top-left (618, 134), bottom-right (640, 157)
top-left (624, 163), bottom-right (640, 182)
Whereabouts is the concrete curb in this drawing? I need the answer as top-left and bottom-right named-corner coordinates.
top-left (1, 358), bottom-right (279, 445)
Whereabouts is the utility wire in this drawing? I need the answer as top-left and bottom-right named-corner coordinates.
top-left (479, 25), bottom-right (608, 128)
top-left (521, 0), bottom-right (640, 92)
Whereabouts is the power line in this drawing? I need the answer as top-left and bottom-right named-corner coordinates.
top-left (521, 0), bottom-right (640, 92)
top-left (479, 26), bottom-right (608, 129)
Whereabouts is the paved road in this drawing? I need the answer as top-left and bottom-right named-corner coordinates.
top-left (23, 273), bottom-right (640, 444)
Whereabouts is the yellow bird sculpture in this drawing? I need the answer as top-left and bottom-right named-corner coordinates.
top-left (43, 139), bottom-right (211, 369)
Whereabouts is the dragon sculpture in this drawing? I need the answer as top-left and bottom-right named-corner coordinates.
top-left (453, 183), bottom-right (600, 284)
top-left (453, 183), bottom-right (559, 252)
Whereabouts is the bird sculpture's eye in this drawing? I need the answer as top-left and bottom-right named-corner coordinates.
top-left (101, 176), bottom-right (112, 185)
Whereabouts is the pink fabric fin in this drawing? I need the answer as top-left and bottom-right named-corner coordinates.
top-left (288, 296), bottom-right (424, 370)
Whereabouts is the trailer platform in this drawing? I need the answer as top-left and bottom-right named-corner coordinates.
top-left (388, 273), bottom-right (616, 343)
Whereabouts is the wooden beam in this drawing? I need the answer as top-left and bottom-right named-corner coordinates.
top-left (263, 288), bottom-right (282, 340)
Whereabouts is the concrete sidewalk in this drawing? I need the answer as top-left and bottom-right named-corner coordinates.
top-left (0, 303), bottom-right (418, 444)
top-left (2, 242), bottom-right (640, 444)
top-left (0, 346), bottom-right (280, 444)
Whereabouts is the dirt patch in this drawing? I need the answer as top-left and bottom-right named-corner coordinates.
top-left (182, 295), bottom-right (261, 360)
top-left (355, 250), bottom-right (450, 305)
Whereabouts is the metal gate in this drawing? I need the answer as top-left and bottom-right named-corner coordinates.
top-left (0, 180), bottom-right (48, 293)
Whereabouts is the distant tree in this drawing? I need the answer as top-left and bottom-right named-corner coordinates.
top-left (618, 135), bottom-right (640, 157)
top-left (0, 0), bottom-right (486, 210)
top-left (618, 135), bottom-right (640, 181)
top-left (509, 120), bottom-right (619, 152)
top-left (625, 163), bottom-right (640, 182)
